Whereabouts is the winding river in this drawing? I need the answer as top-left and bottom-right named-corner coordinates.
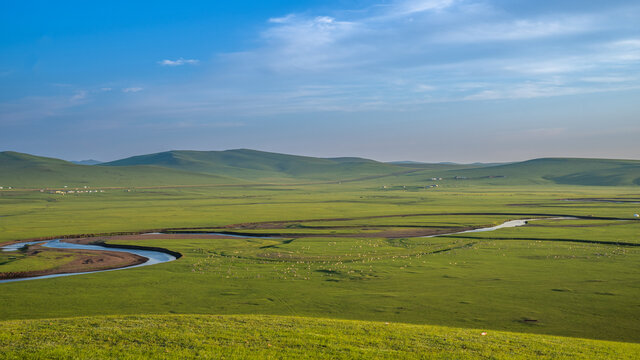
top-left (0, 239), bottom-right (176, 284)
top-left (422, 217), bottom-right (576, 237)
top-left (1, 217), bottom-right (577, 284)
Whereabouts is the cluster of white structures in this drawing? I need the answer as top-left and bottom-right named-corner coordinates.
top-left (52, 189), bottom-right (105, 195)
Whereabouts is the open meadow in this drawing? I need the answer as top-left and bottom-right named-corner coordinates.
top-left (1, 164), bottom-right (639, 358)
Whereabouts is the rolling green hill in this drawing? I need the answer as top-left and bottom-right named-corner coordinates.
top-left (101, 149), bottom-right (408, 181)
top-left (0, 151), bottom-right (241, 188)
top-left (1, 315), bottom-right (638, 359)
top-left (2, 151), bottom-right (640, 188)
top-left (439, 158), bottom-right (640, 186)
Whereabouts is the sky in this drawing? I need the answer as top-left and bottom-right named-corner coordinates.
top-left (1, 0), bottom-right (639, 163)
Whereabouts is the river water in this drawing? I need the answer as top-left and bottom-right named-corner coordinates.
top-left (1, 217), bottom-right (576, 283)
top-left (0, 239), bottom-right (176, 284)
top-left (422, 217), bottom-right (577, 238)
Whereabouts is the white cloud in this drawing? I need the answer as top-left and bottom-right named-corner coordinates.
top-left (415, 84), bottom-right (436, 92)
top-left (122, 87), bottom-right (143, 93)
top-left (395, 0), bottom-right (457, 15)
top-left (158, 58), bottom-right (200, 66)
top-left (581, 76), bottom-right (631, 83)
top-left (70, 90), bottom-right (87, 102)
top-left (502, 37), bottom-right (640, 76)
top-left (65, 0), bottom-right (638, 120)
top-left (268, 14), bottom-right (295, 24)
top-left (438, 16), bottom-right (597, 43)
top-left (315, 16), bottom-right (335, 24)
top-left (263, 15), bottom-right (357, 46)
top-left (463, 80), bottom-right (640, 101)
top-left (604, 39), bottom-right (640, 62)
top-left (239, 0), bottom-right (625, 79)
top-left (254, 14), bottom-right (363, 72)
top-left (504, 58), bottom-right (589, 74)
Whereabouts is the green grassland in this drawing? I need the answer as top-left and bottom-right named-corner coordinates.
top-left (1, 183), bottom-right (639, 339)
top-left (0, 151), bottom-right (242, 188)
top-left (1, 151), bottom-right (640, 357)
top-left (0, 246), bottom-right (79, 272)
top-left (2, 222), bottom-right (639, 342)
top-left (2, 315), bottom-right (639, 359)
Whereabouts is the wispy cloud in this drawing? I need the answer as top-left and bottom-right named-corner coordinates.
top-left (581, 76), bottom-right (632, 83)
top-left (158, 58), bottom-right (200, 66)
top-left (209, 0), bottom-right (640, 109)
top-left (463, 80), bottom-right (640, 101)
top-left (438, 16), bottom-right (597, 43)
top-left (415, 84), bottom-right (436, 92)
top-left (70, 90), bottom-right (88, 102)
top-left (122, 87), bottom-right (143, 93)
top-left (394, 0), bottom-right (457, 15)
top-left (6, 0), bottom-right (639, 128)
top-left (253, 15), bottom-right (363, 72)
top-left (1, 92), bottom-right (91, 125)
top-left (268, 14), bottom-right (295, 24)
top-left (605, 38), bottom-right (640, 62)
top-left (32, 1), bottom-right (640, 121)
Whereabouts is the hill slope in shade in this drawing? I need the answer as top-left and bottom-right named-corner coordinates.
top-left (440, 158), bottom-right (640, 186)
top-left (0, 151), bottom-right (241, 188)
top-left (71, 159), bottom-right (103, 165)
top-left (101, 149), bottom-right (407, 181)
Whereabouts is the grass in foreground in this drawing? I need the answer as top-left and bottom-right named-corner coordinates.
top-left (1, 314), bottom-right (638, 359)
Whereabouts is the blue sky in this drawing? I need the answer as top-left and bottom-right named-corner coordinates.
top-left (1, 0), bottom-right (639, 162)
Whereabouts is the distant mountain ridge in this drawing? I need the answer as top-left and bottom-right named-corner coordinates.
top-left (100, 149), bottom-right (403, 181)
top-left (1, 150), bottom-right (639, 188)
top-left (441, 157), bottom-right (640, 186)
top-left (0, 151), bottom-right (239, 188)
top-left (71, 159), bottom-right (103, 165)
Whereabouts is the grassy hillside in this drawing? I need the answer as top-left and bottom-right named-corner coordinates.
top-left (3, 151), bottom-right (640, 188)
top-left (1, 315), bottom-right (637, 359)
top-left (101, 149), bottom-right (408, 181)
top-left (100, 153), bottom-right (640, 186)
top-left (0, 151), bottom-right (241, 188)
top-left (438, 158), bottom-right (640, 186)
top-left (390, 161), bottom-right (503, 170)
